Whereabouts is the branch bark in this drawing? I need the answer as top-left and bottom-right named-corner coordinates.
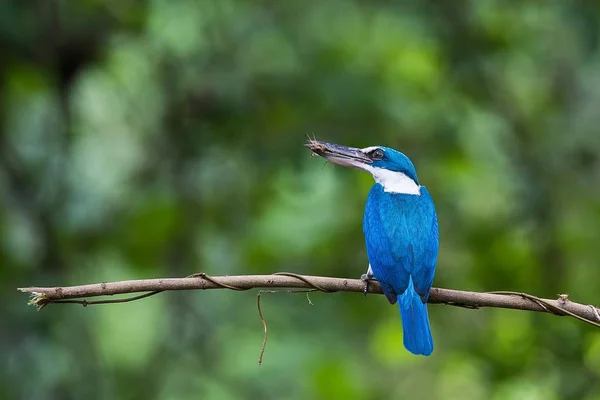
top-left (18, 272), bottom-right (600, 328)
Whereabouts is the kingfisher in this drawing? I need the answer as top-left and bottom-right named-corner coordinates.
top-left (306, 139), bottom-right (439, 356)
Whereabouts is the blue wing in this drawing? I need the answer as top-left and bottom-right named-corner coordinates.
top-left (363, 184), bottom-right (438, 304)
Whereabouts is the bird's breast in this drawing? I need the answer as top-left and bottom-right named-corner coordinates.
top-left (362, 183), bottom-right (439, 295)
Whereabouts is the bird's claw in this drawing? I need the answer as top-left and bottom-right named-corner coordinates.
top-left (360, 273), bottom-right (373, 296)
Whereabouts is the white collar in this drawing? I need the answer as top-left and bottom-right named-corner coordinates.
top-left (364, 166), bottom-right (421, 195)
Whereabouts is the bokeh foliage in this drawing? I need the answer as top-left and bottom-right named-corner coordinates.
top-left (2, 1), bottom-right (600, 399)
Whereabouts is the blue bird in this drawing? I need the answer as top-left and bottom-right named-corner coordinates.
top-left (307, 139), bottom-right (439, 356)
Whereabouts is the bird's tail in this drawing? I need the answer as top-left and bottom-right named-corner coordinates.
top-left (398, 277), bottom-right (433, 356)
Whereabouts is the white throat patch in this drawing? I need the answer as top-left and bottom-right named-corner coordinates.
top-left (364, 166), bottom-right (421, 195)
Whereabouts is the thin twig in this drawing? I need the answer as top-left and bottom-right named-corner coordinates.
top-left (257, 290), bottom-right (267, 366)
top-left (256, 289), bottom-right (318, 366)
top-left (18, 272), bottom-right (600, 328)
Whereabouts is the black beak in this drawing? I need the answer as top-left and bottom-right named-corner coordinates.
top-left (305, 139), bottom-right (371, 168)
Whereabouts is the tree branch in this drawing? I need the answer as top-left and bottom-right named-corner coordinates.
top-left (18, 272), bottom-right (600, 328)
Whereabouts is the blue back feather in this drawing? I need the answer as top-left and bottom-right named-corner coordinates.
top-left (363, 183), bottom-right (438, 355)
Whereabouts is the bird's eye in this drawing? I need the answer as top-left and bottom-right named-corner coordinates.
top-left (371, 149), bottom-right (384, 160)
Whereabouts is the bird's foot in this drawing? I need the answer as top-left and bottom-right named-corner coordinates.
top-left (360, 273), bottom-right (375, 296)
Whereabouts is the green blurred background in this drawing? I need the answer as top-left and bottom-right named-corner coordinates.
top-left (2, 1), bottom-right (600, 399)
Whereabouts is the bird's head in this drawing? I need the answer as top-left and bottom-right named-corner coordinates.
top-left (306, 139), bottom-right (421, 195)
